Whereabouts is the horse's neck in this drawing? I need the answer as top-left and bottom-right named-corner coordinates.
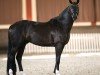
top-left (56, 9), bottom-right (74, 33)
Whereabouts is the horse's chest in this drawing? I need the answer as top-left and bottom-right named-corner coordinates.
top-left (53, 33), bottom-right (70, 44)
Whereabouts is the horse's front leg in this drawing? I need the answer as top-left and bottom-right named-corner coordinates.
top-left (54, 43), bottom-right (64, 75)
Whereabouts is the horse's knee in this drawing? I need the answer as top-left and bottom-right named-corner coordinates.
top-left (16, 48), bottom-right (24, 62)
top-left (16, 54), bottom-right (22, 61)
top-left (16, 55), bottom-right (20, 61)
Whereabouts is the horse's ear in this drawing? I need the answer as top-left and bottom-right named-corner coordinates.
top-left (69, 0), bottom-right (73, 4)
top-left (75, 0), bottom-right (79, 4)
top-left (69, 0), bottom-right (79, 5)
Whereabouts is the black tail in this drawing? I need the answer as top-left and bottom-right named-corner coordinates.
top-left (8, 29), bottom-right (12, 55)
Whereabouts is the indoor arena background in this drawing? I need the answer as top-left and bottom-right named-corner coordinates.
top-left (0, 0), bottom-right (100, 75)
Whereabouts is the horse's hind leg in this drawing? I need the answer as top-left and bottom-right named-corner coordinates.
top-left (16, 44), bottom-right (26, 72)
top-left (7, 46), bottom-right (18, 75)
top-left (7, 30), bottom-right (23, 75)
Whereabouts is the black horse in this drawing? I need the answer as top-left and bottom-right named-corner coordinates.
top-left (7, 0), bottom-right (79, 75)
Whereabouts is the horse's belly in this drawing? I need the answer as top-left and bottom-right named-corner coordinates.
top-left (31, 40), bottom-right (54, 47)
top-left (30, 35), bottom-right (54, 47)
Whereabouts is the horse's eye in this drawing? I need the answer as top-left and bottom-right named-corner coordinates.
top-left (76, 11), bottom-right (79, 14)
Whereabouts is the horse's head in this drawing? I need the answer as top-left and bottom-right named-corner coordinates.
top-left (68, 0), bottom-right (79, 21)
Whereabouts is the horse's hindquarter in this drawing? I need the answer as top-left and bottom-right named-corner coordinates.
top-left (8, 20), bottom-right (30, 45)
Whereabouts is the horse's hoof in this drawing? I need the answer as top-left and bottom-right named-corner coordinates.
top-left (19, 71), bottom-right (26, 75)
top-left (55, 70), bottom-right (60, 75)
top-left (56, 73), bottom-right (60, 75)
top-left (9, 69), bottom-right (13, 75)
